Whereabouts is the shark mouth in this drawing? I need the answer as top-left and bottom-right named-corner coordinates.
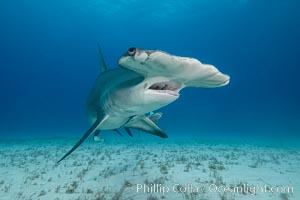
top-left (148, 81), bottom-right (181, 96)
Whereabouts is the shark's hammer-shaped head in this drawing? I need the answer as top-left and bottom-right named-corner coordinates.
top-left (118, 47), bottom-right (230, 90)
top-left (119, 47), bottom-right (182, 105)
top-left (119, 47), bottom-right (173, 77)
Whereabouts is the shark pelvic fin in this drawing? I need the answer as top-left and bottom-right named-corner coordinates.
top-left (125, 128), bottom-right (133, 137)
top-left (113, 129), bottom-right (123, 136)
top-left (149, 112), bottom-right (163, 124)
top-left (125, 115), bottom-right (168, 138)
top-left (57, 114), bottom-right (109, 163)
top-left (97, 42), bottom-right (107, 73)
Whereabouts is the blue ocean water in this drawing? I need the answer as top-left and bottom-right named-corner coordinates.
top-left (0, 0), bottom-right (299, 144)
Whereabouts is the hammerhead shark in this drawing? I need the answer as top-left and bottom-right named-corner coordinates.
top-left (57, 46), bottom-right (230, 163)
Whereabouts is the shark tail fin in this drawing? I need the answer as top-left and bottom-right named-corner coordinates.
top-left (57, 114), bottom-right (109, 163)
top-left (97, 42), bottom-right (107, 73)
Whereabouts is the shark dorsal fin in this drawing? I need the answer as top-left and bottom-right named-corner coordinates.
top-left (97, 42), bottom-right (107, 73)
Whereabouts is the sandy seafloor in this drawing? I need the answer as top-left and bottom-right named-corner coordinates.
top-left (0, 137), bottom-right (299, 200)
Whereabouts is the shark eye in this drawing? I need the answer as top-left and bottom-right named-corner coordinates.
top-left (127, 47), bottom-right (136, 56)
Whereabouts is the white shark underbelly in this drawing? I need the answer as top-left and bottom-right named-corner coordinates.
top-left (86, 69), bottom-right (179, 130)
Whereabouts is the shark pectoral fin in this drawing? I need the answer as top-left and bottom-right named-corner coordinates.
top-left (57, 114), bottom-right (109, 163)
top-left (184, 63), bottom-right (230, 88)
top-left (125, 116), bottom-right (168, 138)
top-left (149, 112), bottom-right (163, 124)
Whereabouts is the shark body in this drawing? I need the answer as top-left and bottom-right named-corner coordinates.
top-left (58, 47), bottom-right (230, 163)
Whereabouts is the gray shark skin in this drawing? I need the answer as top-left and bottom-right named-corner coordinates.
top-left (57, 47), bottom-right (230, 163)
